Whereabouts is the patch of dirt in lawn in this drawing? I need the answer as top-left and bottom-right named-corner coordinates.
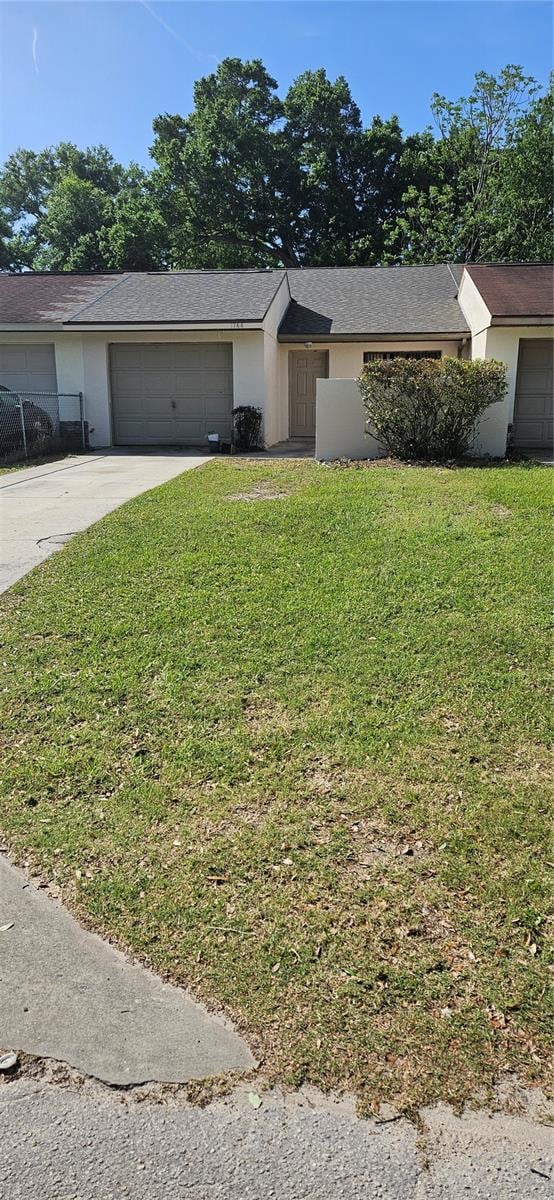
top-left (241, 694), bottom-right (295, 736)
top-left (226, 481), bottom-right (290, 502)
top-left (490, 502), bottom-right (512, 519)
top-left (300, 758), bottom-right (369, 798)
top-left (345, 817), bottom-right (431, 878)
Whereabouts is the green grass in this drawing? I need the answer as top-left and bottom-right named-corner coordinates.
top-left (0, 459), bottom-right (552, 1111)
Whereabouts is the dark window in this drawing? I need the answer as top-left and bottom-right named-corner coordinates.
top-left (363, 350), bottom-right (442, 363)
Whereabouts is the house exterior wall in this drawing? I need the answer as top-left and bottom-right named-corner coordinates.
top-left (457, 268), bottom-right (553, 455)
top-left (262, 276), bottom-right (291, 445)
top-left (0, 328), bottom-right (268, 449)
top-left (315, 327), bottom-right (553, 461)
top-left (457, 271), bottom-right (491, 339)
top-left (277, 340), bottom-right (461, 444)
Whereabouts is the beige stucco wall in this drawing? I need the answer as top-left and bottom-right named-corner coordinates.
top-left (316, 378), bottom-right (385, 461)
top-left (457, 271), bottom-right (491, 339)
top-left (457, 271), bottom-right (553, 455)
top-left (262, 276), bottom-right (291, 445)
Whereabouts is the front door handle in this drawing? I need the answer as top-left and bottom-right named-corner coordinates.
top-left (171, 400), bottom-right (176, 410)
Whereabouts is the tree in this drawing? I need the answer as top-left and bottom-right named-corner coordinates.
top-left (151, 59), bottom-right (294, 267)
top-left (0, 213), bottom-right (14, 270)
top-left (150, 62), bottom-right (417, 268)
top-left (484, 79), bottom-right (554, 261)
top-left (383, 65), bottom-right (550, 263)
top-left (98, 185), bottom-right (168, 270)
top-left (1, 63), bottom-right (551, 272)
top-left (34, 175), bottom-right (111, 270)
top-left (0, 142), bottom-right (166, 271)
top-left (282, 68), bottom-right (364, 264)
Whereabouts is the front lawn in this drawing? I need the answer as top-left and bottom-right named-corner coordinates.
top-left (0, 459), bottom-right (551, 1112)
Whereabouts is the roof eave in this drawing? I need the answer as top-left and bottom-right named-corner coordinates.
top-left (0, 323), bottom-right (66, 333)
top-left (65, 319), bottom-right (265, 330)
top-left (278, 330), bottom-right (469, 343)
top-left (489, 315), bottom-right (553, 326)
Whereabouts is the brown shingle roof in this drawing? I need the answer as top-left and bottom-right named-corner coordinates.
top-left (465, 264), bottom-right (554, 317)
top-left (0, 270), bottom-right (286, 326)
top-left (0, 273), bottom-right (123, 324)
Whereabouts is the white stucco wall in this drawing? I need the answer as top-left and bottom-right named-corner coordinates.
top-left (457, 271), bottom-right (491, 339)
top-left (263, 276), bottom-right (291, 445)
top-left (316, 378), bottom-right (385, 461)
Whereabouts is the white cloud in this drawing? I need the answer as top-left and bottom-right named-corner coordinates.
top-left (32, 26), bottom-right (39, 74)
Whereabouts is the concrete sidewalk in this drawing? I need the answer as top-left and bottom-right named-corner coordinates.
top-left (0, 856), bottom-right (254, 1086)
top-left (0, 449), bottom-right (209, 592)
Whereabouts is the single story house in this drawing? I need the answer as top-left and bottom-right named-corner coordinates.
top-left (0, 261), bottom-right (551, 459)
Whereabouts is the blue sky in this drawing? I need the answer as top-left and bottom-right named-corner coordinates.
top-left (1, 2), bottom-right (552, 168)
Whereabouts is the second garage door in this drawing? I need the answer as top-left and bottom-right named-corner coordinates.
top-left (110, 343), bottom-right (233, 446)
top-left (0, 344), bottom-right (57, 394)
top-left (512, 339), bottom-right (553, 450)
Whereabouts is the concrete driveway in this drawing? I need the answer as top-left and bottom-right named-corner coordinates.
top-left (0, 449), bottom-right (209, 593)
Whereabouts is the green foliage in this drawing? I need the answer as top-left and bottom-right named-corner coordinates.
top-left (0, 65), bottom-right (551, 271)
top-left (151, 59), bottom-right (292, 267)
top-left (97, 186), bottom-right (169, 271)
top-left (384, 68), bottom-right (553, 263)
top-left (358, 356), bottom-right (507, 460)
top-left (0, 142), bottom-right (166, 272)
top-left (232, 405), bottom-right (263, 450)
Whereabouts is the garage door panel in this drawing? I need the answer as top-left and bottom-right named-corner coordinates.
top-left (0, 344), bottom-right (56, 394)
top-left (519, 368), bottom-right (552, 394)
top-left (519, 341), bottom-right (553, 369)
top-left (114, 392), bottom-right (175, 419)
top-left (173, 344), bottom-right (232, 370)
top-left (205, 395), bottom-right (232, 418)
top-left (116, 419), bottom-right (177, 444)
top-left (111, 369), bottom-right (153, 399)
top-left (110, 342), bottom-right (233, 446)
top-left (111, 345), bottom-right (141, 366)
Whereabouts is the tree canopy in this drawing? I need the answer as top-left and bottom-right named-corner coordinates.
top-left (1, 62), bottom-right (551, 272)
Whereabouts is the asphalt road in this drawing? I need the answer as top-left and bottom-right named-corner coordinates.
top-left (0, 1077), bottom-right (551, 1200)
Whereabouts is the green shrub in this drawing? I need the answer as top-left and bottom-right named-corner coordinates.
top-left (232, 405), bottom-right (263, 450)
top-left (358, 356), bottom-right (507, 460)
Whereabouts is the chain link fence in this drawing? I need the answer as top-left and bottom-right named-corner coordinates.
top-left (0, 390), bottom-right (87, 465)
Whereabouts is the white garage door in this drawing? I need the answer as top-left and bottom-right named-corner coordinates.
top-left (0, 344), bottom-right (57, 394)
top-left (110, 343), bottom-right (233, 446)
